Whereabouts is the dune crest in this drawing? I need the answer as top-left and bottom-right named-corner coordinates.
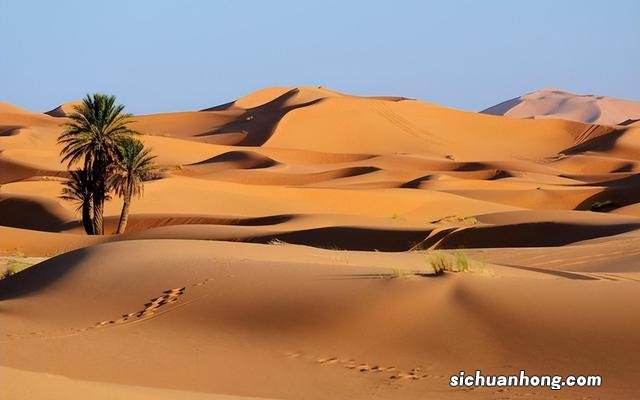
top-left (481, 88), bottom-right (640, 125)
top-left (44, 101), bottom-right (83, 117)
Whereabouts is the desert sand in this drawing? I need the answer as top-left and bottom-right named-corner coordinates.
top-left (1, 86), bottom-right (640, 399)
top-left (482, 88), bottom-right (640, 126)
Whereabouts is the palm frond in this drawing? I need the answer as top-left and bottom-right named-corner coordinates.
top-left (109, 137), bottom-right (157, 199)
top-left (57, 93), bottom-right (137, 170)
top-left (60, 170), bottom-right (94, 212)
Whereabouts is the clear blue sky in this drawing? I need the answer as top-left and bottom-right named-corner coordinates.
top-left (1, 0), bottom-right (638, 114)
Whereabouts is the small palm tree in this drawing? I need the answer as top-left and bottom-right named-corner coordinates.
top-left (109, 138), bottom-right (156, 234)
top-left (60, 170), bottom-right (95, 235)
top-left (58, 94), bottom-right (137, 234)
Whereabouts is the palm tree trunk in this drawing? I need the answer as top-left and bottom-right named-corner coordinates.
top-left (92, 193), bottom-right (104, 235)
top-left (116, 192), bottom-right (131, 234)
top-left (91, 160), bottom-right (107, 235)
top-left (81, 200), bottom-right (94, 235)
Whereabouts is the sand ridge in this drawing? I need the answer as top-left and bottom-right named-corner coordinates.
top-left (482, 88), bottom-right (640, 126)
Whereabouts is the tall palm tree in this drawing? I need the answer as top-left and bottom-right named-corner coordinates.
top-left (58, 94), bottom-right (137, 234)
top-left (109, 138), bottom-right (156, 234)
top-left (60, 170), bottom-right (95, 235)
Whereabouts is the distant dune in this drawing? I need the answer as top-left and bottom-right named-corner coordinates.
top-left (44, 101), bottom-right (82, 117)
top-left (0, 102), bottom-right (31, 114)
top-left (1, 86), bottom-right (639, 399)
top-left (481, 88), bottom-right (640, 125)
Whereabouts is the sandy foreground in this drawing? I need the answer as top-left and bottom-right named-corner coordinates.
top-left (1, 87), bottom-right (640, 399)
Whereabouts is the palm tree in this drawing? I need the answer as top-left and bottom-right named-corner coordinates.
top-left (60, 170), bottom-right (95, 235)
top-left (109, 137), bottom-right (156, 234)
top-left (58, 94), bottom-right (137, 234)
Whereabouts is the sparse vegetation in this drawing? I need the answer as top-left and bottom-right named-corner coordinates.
top-left (455, 251), bottom-right (470, 272)
top-left (428, 250), bottom-right (472, 274)
top-left (1, 269), bottom-right (14, 280)
top-left (430, 214), bottom-right (478, 225)
top-left (590, 200), bottom-right (617, 212)
top-left (389, 268), bottom-right (403, 279)
top-left (389, 267), bottom-right (419, 279)
top-left (1, 258), bottom-right (34, 280)
top-left (429, 252), bottom-right (452, 275)
top-left (143, 169), bottom-right (166, 181)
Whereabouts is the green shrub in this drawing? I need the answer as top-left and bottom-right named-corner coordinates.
top-left (430, 253), bottom-right (452, 275)
top-left (429, 251), bottom-right (471, 274)
top-left (1, 258), bottom-right (33, 280)
top-left (455, 251), bottom-right (470, 272)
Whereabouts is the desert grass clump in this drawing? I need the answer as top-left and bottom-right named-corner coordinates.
top-left (429, 251), bottom-right (472, 274)
top-left (1, 269), bottom-right (14, 280)
top-left (1, 259), bottom-right (31, 280)
top-left (390, 268), bottom-right (402, 279)
top-left (429, 252), bottom-right (453, 275)
top-left (389, 267), bottom-right (415, 279)
top-left (430, 214), bottom-right (478, 225)
top-left (455, 251), bottom-right (470, 272)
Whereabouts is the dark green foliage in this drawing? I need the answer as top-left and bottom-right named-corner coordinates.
top-left (58, 94), bottom-right (140, 235)
top-left (109, 137), bottom-right (156, 234)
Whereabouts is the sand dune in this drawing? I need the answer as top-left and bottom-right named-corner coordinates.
top-left (482, 88), bottom-right (640, 125)
top-left (1, 86), bottom-right (639, 399)
top-left (1, 366), bottom-right (269, 400)
top-left (44, 101), bottom-right (82, 117)
top-left (1, 240), bottom-right (638, 399)
top-left (265, 95), bottom-right (614, 158)
top-left (0, 102), bottom-right (31, 114)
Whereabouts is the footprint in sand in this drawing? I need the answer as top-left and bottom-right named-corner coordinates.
top-left (390, 367), bottom-right (427, 380)
top-left (285, 351), bottom-right (427, 382)
top-left (92, 287), bottom-right (186, 328)
top-left (192, 277), bottom-right (215, 287)
top-left (4, 281), bottom-right (215, 342)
